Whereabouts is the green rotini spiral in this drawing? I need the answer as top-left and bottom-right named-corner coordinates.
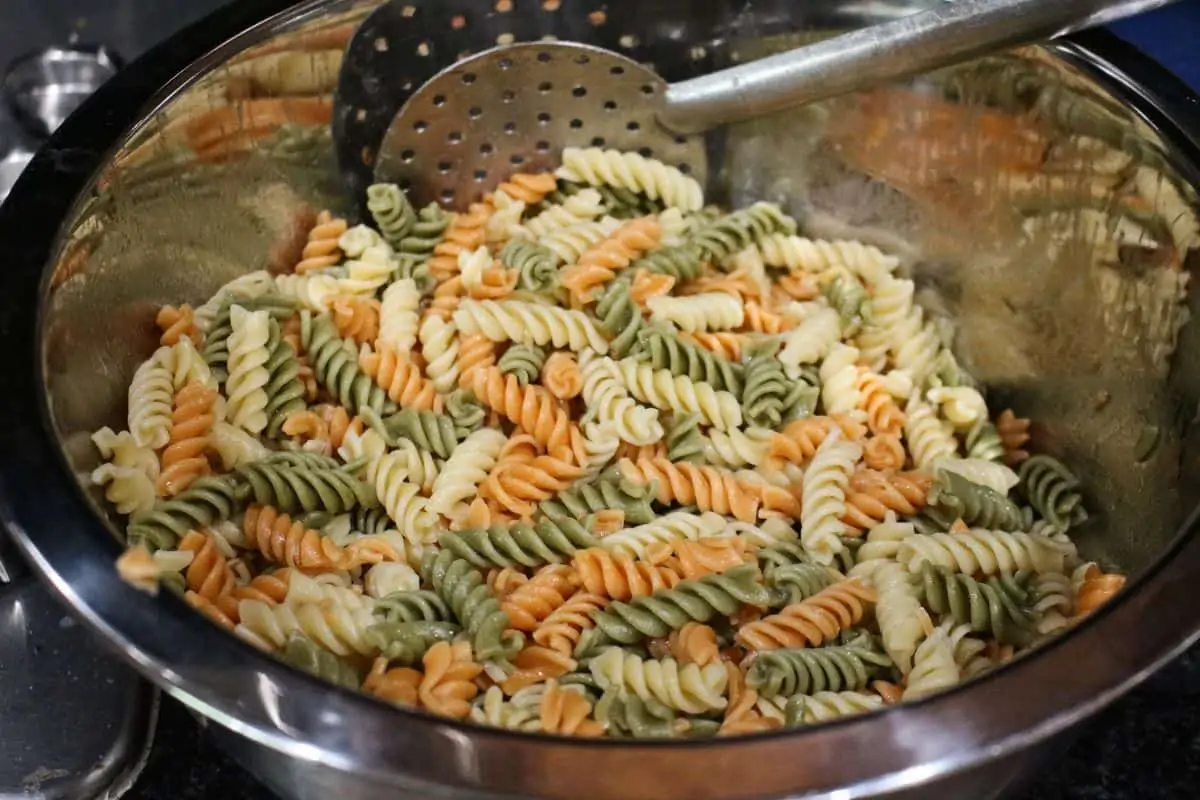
top-left (541, 180), bottom-right (662, 219)
top-left (351, 505), bottom-right (392, 535)
top-left (630, 326), bottom-right (744, 395)
top-left (595, 689), bottom-right (678, 738)
top-left (915, 564), bottom-right (1035, 646)
top-left (746, 637), bottom-right (893, 698)
top-left (367, 182), bottom-right (417, 248)
top-left (420, 550), bottom-right (524, 663)
top-left (767, 563), bottom-right (838, 608)
top-left (691, 202), bottom-right (797, 265)
top-left (821, 276), bottom-right (872, 337)
top-left (664, 414), bottom-right (704, 463)
top-left (397, 202), bottom-right (450, 261)
top-left (301, 311), bottom-right (397, 418)
top-left (234, 452), bottom-right (377, 514)
top-left (501, 239), bottom-right (559, 295)
top-left (395, 255), bottom-right (436, 296)
top-left (916, 470), bottom-right (1025, 533)
top-left (497, 343), bottom-right (547, 386)
top-left (126, 475), bottom-right (242, 551)
top-left (203, 294), bottom-right (297, 383)
top-left (1019, 455), bottom-right (1087, 529)
top-left (279, 633), bottom-right (362, 689)
top-left (439, 517), bottom-right (598, 569)
top-left (383, 407), bottom-right (463, 459)
top-left (374, 589), bottom-right (453, 624)
top-left (264, 318), bottom-right (306, 438)
top-left (367, 620), bottom-right (461, 666)
top-left (444, 389), bottom-right (485, 437)
top-left (539, 474), bottom-right (656, 525)
top-left (579, 565), bottom-right (770, 655)
top-left (757, 541), bottom-right (812, 575)
top-left (594, 281), bottom-right (644, 358)
top-left (741, 346), bottom-right (789, 429)
top-left (782, 364), bottom-right (821, 423)
top-left (965, 419), bottom-right (1005, 462)
top-left (628, 244), bottom-right (705, 282)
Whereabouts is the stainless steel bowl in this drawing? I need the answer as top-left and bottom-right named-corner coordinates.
top-left (3, 46), bottom-right (121, 138)
top-left (2, 1), bottom-right (1200, 799)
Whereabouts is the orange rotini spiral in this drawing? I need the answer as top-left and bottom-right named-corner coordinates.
top-left (719, 661), bottom-right (778, 735)
top-left (997, 409), bottom-right (1031, 465)
top-left (487, 566), bottom-right (530, 599)
top-left (532, 592), bottom-right (610, 656)
top-left (592, 509), bottom-right (625, 535)
top-left (502, 564), bottom-right (581, 631)
top-left (496, 172), bottom-right (558, 204)
top-left (571, 548), bottom-right (683, 601)
top-left (327, 294), bottom-right (380, 345)
top-left (466, 366), bottom-right (579, 457)
top-left (856, 367), bottom-right (905, 436)
top-left (842, 469), bottom-right (932, 532)
top-left (429, 202), bottom-right (493, 282)
top-left (234, 569), bottom-right (294, 605)
top-left (179, 529), bottom-right (240, 622)
top-left (295, 210), bottom-right (347, 274)
top-left (769, 415), bottom-right (868, 467)
top-left (872, 680), bottom-right (904, 705)
top-left (863, 432), bottom-right (906, 471)
top-left (364, 657), bottom-right (421, 706)
top-left (425, 274), bottom-right (465, 322)
top-left (1075, 566), bottom-right (1126, 617)
top-left (617, 457), bottom-right (762, 523)
top-left (664, 537), bottom-right (751, 580)
top-left (777, 273), bottom-right (819, 301)
top-left (419, 640), bottom-right (483, 719)
top-left (456, 333), bottom-right (497, 388)
top-left (500, 644), bottom-right (577, 694)
top-left (745, 480), bottom-right (803, 520)
top-left (541, 351), bottom-right (583, 401)
top-left (186, 590), bottom-right (236, 630)
top-left (466, 265), bottom-right (519, 300)
top-left (157, 382), bottom-right (217, 497)
top-left (359, 343), bottom-right (443, 412)
top-left (540, 679), bottom-right (604, 737)
top-left (156, 303), bottom-right (201, 347)
top-left (736, 578), bottom-right (877, 651)
top-left (244, 505), bottom-right (352, 572)
top-left (483, 454), bottom-right (584, 518)
top-left (680, 267), bottom-right (762, 301)
top-left (559, 217), bottom-right (662, 305)
top-left (741, 301), bottom-right (795, 334)
top-left (668, 622), bottom-right (720, 666)
top-left (615, 441), bottom-right (668, 462)
top-left (282, 404), bottom-right (364, 454)
top-left (679, 331), bottom-right (745, 362)
top-left (629, 269), bottom-right (676, 307)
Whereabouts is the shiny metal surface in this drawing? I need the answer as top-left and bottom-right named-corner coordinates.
top-left (3, 46), bottom-right (121, 137)
top-left (0, 148), bottom-right (33, 204)
top-left (0, 577), bottom-right (158, 799)
top-left (1, 1), bottom-right (1200, 799)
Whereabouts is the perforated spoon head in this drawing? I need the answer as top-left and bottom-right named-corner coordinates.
top-left (373, 42), bottom-right (706, 208)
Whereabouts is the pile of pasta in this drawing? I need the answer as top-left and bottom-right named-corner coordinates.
top-left (101, 146), bottom-right (1126, 737)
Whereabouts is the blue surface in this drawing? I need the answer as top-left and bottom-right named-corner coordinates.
top-left (1110, 1), bottom-right (1200, 91)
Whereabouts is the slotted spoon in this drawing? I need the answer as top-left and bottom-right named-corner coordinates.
top-left (358, 0), bottom-right (1174, 207)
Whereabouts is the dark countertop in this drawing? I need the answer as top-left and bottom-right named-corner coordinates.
top-left (2, 1), bottom-right (1199, 798)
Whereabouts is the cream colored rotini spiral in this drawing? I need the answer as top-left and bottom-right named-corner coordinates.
top-left (614, 359), bottom-right (743, 432)
top-left (194, 270), bottom-right (274, 332)
top-left (647, 292), bottom-right (745, 333)
top-left (428, 428), bottom-right (507, 516)
top-left (904, 622), bottom-right (961, 700)
top-left (589, 647), bottom-right (727, 714)
top-left (539, 217), bottom-right (622, 265)
top-left (225, 306), bottom-right (271, 434)
top-left (274, 272), bottom-right (341, 311)
top-left (701, 428), bottom-right (772, 469)
top-left (418, 316), bottom-right (460, 393)
top-left (657, 207), bottom-right (695, 248)
top-left (454, 298), bottom-right (608, 354)
top-left (156, 338), bottom-right (214, 391)
top-left (340, 244), bottom-right (398, 296)
top-left (850, 558), bottom-right (928, 674)
top-left (933, 458), bottom-right (1019, 496)
top-left (578, 350), bottom-right (663, 445)
top-left (236, 594), bottom-right (379, 657)
top-left (128, 356), bottom-right (175, 450)
top-left (557, 147), bottom-right (704, 212)
top-left (363, 450), bottom-right (438, 546)
top-left (887, 285), bottom-right (940, 386)
top-left (779, 307), bottom-right (841, 367)
top-left (599, 510), bottom-right (727, 560)
top-left (819, 343), bottom-right (862, 416)
top-left (855, 511), bottom-right (915, 561)
top-left (801, 431), bottom-right (862, 565)
top-left (579, 420), bottom-right (621, 474)
top-left (927, 386), bottom-right (988, 430)
top-left (897, 529), bottom-right (1075, 577)
top-left (486, 190), bottom-right (527, 244)
top-left (904, 396), bottom-right (959, 469)
top-left (458, 245), bottom-right (495, 292)
top-left (757, 235), bottom-right (899, 285)
top-left (379, 278), bottom-right (421, 353)
top-left (91, 463), bottom-right (157, 515)
top-left (760, 691), bottom-right (885, 725)
top-left (522, 189), bottom-right (605, 238)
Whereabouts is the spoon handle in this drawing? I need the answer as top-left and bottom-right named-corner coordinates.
top-left (660, 0), bottom-right (1176, 133)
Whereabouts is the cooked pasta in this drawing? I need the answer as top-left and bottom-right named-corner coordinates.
top-left (105, 147), bottom-right (1125, 740)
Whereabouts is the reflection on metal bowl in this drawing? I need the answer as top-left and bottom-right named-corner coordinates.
top-left (3, 46), bottom-right (121, 138)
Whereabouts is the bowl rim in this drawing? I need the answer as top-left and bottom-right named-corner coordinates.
top-left (1, 1), bottom-right (1199, 798)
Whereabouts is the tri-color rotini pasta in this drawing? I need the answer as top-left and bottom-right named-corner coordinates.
top-left (104, 148), bottom-right (1122, 739)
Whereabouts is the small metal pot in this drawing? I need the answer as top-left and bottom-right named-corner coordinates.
top-left (2, 45), bottom-right (122, 139)
top-left (1, 1), bottom-right (1200, 799)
